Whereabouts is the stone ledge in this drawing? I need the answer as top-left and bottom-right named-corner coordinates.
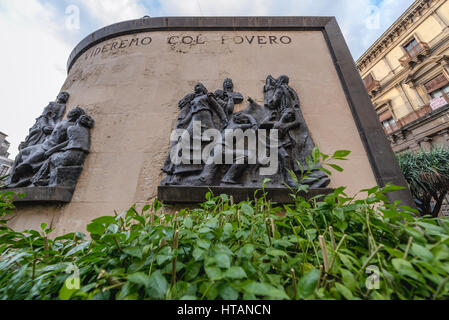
top-left (3, 187), bottom-right (75, 204)
top-left (158, 185), bottom-right (334, 204)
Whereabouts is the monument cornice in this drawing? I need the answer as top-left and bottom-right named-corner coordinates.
top-left (67, 16), bottom-right (338, 72)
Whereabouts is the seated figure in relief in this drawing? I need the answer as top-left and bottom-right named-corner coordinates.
top-left (6, 107), bottom-right (86, 188)
top-left (198, 111), bottom-right (259, 185)
top-left (19, 92), bottom-right (69, 150)
top-left (33, 114), bottom-right (94, 187)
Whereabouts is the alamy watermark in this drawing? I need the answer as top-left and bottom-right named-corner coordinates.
top-left (169, 121), bottom-right (280, 176)
top-left (65, 5), bottom-right (80, 31)
top-left (64, 263), bottom-right (80, 290)
top-left (365, 5), bottom-right (381, 30)
top-left (366, 265), bottom-right (381, 290)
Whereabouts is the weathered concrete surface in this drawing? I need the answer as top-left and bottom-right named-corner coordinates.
top-left (7, 187), bottom-right (75, 203)
top-left (8, 30), bottom-right (379, 236)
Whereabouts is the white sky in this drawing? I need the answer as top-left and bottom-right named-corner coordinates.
top-left (0, 0), bottom-right (415, 157)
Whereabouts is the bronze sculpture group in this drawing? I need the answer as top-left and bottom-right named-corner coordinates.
top-left (4, 93), bottom-right (94, 189)
top-left (4, 74), bottom-right (329, 193)
top-left (162, 75), bottom-right (330, 189)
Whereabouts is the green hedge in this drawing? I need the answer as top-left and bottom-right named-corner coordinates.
top-left (1, 184), bottom-right (448, 300)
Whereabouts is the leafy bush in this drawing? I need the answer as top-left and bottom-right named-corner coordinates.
top-left (397, 147), bottom-right (449, 217)
top-left (1, 182), bottom-right (448, 300)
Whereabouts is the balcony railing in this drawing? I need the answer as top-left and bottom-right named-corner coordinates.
top-left (399, 42), bottom-right (430, 67)
top-left (382, 104), bottom-right (433, 136)
top-left (397, 104), bottom-right (433, 127)
top-left (365, 80), bottom-right (381, 93)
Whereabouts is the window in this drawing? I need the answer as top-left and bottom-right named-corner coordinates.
top-left (0, 165), bottom-right (10, 176)
top-left (425, 74), bottom-right (449, 94)
top-left (424, 74), bottom-right (449, 100)
top-left (403, 38), bottom-right (420, 57)
top-left (430, 85), bottom-right (449, 99)
top-left (382, 118), bottom-right (397, 134)
top-left (424, 74), bottom-right (449, 111)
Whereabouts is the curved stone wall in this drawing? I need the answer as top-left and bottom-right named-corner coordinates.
top-left (8, 20), bottom-right (384, 235)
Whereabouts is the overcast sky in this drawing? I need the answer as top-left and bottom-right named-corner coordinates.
top-left (0, 0), bottom-right (415, 157)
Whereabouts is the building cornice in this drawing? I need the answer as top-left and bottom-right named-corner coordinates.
top-left (371, 38), bottom-right (449, 102)
top-left (356, 0), bottom-right (438, 72)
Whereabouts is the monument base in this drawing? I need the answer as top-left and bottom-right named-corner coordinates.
top-left (50, 166), bottom-right (83, 188)
top-left (6, 187), bottom-right (76, 204)
top-left (158, 185), bottom-right (334, 204)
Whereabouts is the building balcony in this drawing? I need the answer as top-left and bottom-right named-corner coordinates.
top-left (399, 42), bottom-right (430, 67)
top-left (365, 79), bottom-right (381, 93)
top-left (397, 104), bottom-right (433, 127)
top-left (383, 125), bottom-right (397, 135)
top-left (382, 104), bottom-right (435, 136)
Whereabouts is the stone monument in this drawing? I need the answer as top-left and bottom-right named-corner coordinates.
top-left (4, 17), bottom-right (414, 235)
top-left (3, 93), bottom-right (94, 202)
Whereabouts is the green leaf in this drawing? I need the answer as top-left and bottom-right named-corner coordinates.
top-left (333, 208), bottom-right (344, 220)
top-left (92, 216), bottom-right (117, 225)
top-left (128, 272), bottom-right (150, 287)
top-left (200, 281), bottom-right (218, 300)
top-left (240, 203), bottom-right (254, 216)
top-left (193, 248), bottom-right (205, 261)
top-left (305, 229), bottom-right (317, 240)
top-left (240, 244), bottom-right (255, 259)
top-left (205, 266), bottom-right (223, 281)
top-left (298, 269), bottom-right (320, 299)
top-left (335, 283), bottom-right (353, 300)
top-left (197, 239), bottom-right (211, 250)
top-left (224, 267), bottom-right (247, 280)
top-left (219, 285), bottom-right (239, 300)
top-left (59, 283), bottom-right (78, 301)
top-left (242, 282), bottom-right (289, 300)
top-left (341, 269), bottom-right (356, 291)
top-left (184, 263), bottom-right (201, 281)
top-left (133, 214), bottom-right (146, 225)
top-left (433, 245), bottom-right (449, 261)
top-left (215, 253), bottom-right (231, 269)
top-left (411, 243), bottom-right (434, 262)
top-left (65, 241), bottom-right (91, 257)
top-left (223, 223), bottom-right (233, 234)
top-left (148, 271), bottom-right (168, 299)
top-left (205, 219), bottom-right (219, 229)
top-left (123, 246), bottom-right (143, 259)
top-left (86, 222), bottom-right (105, 235)
top-left (180, 295), bottom-right (198, 300)
top-left (332, 150), bottom-right (351, 158)
top-left (198, 227), bottom-right (212, 234)
top-left (267, 249), bottom-right (288, 257)
top-left (392, 259), bottom-right (422, 281)
top-left (183, 217), bottom-right (193, 229)
top-left (156, 254), bottom-right (172, 266)
top-left (312, 147), bottom-right (320, 163)
top-left (327, 164), bottom-right (344, 173)
top-left (381, 184), bottom-right (406, 192)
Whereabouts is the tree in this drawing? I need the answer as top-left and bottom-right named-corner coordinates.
top-left (397, 147), bottom-right (449, 217)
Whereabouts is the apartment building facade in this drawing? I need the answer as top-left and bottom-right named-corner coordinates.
top-left (0, 132), bottom-right (13, 177)
top-left (357, 0), bottom-right (449, 153)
